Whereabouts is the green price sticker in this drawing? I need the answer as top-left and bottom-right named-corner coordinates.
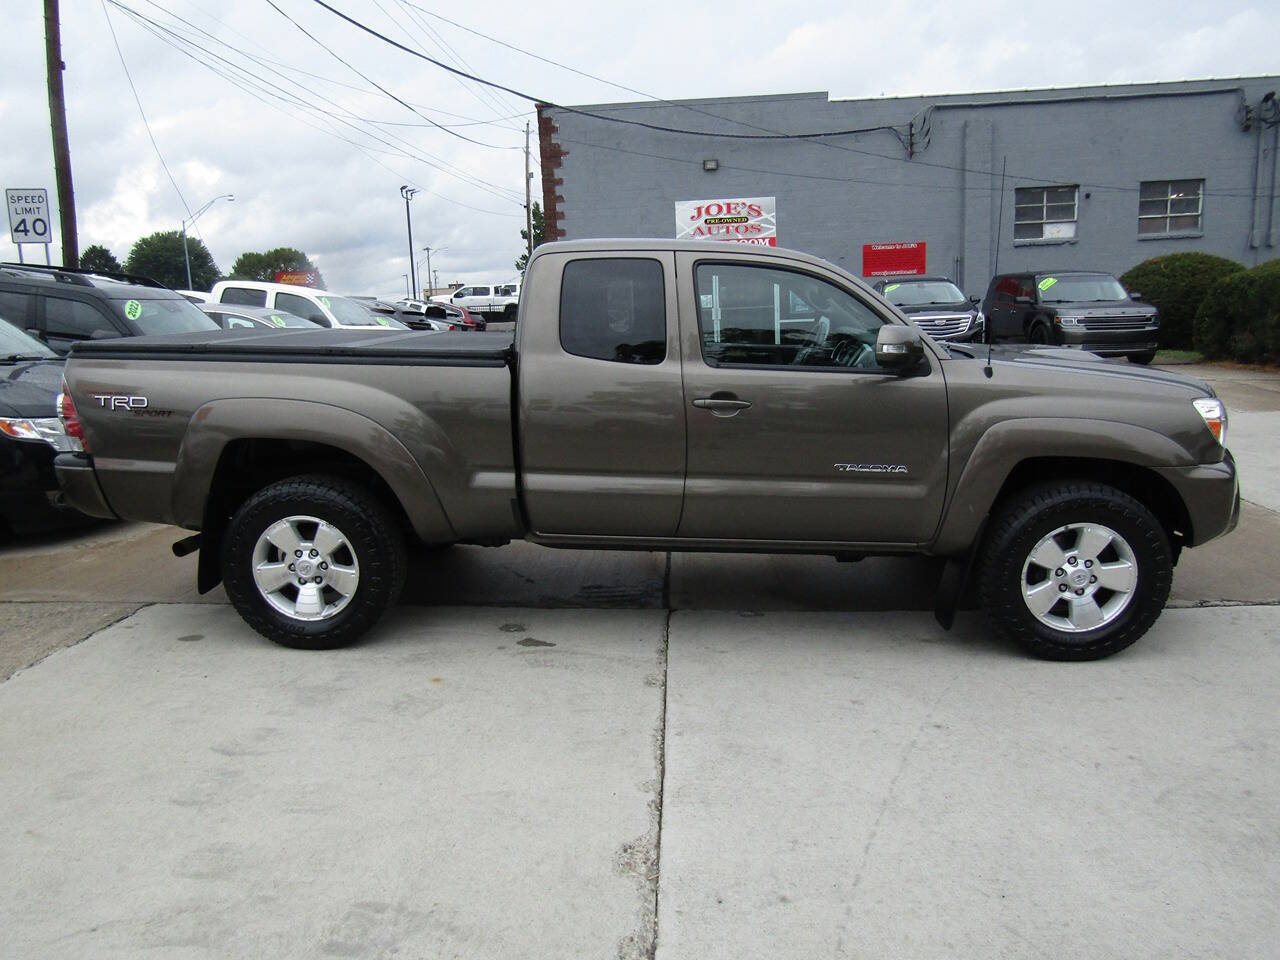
top-left (270, 315), bottom-right (286, 327)
top-left (124, 300), bottom-right (142, 321)
top-left (883, 283), bottom-right (901, 293)
top-left (319, 297), bottom-right (331, 309)
top-left (376, 317), bottom-right (390, 327)
top-left (1038, 277), bottom-right (1058, 291)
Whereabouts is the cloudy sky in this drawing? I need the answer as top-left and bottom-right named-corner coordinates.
top-left (3, 0), bottom-right (1277, 295)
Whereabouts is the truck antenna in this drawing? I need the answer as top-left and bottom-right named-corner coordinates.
top-left (985, 156), bottom-right (1007, 379)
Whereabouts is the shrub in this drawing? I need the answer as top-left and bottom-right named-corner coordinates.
top-left (1120, 252), bottom-right (1244, 350)
top-left (1194, 259), bottom-right (1280, 363)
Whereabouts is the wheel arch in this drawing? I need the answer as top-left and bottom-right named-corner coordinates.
top-left (172, 398), bottom-right (457, 546)
top-left (932, 418), bottom-right (1198, 556)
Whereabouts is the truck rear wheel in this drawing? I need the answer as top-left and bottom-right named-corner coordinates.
top-left (222, 475), bottom-right (406, 649)
top-left (978, 481), bottom-right (1172, 660)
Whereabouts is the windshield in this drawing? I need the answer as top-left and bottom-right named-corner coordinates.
top-left (114, 296), bottom-right (219, 335)
top-left (881, 280), bottom-right (966, 306)
top-left (0, 320), bottom-right (57, 359)
top-left (317, 294), bottom-right (396, 327)
top-left (1037, 275), bottom-right (1128, 303)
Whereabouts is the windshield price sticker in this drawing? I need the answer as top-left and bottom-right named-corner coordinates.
top-left (883, 283), bottom-right (901, 293)
top-left (124, 300), bottom-right (142, 321)
top-left (1038, 277), bottom-right (1058, 291)
top-left (270, 315), bottom-right (286, 327)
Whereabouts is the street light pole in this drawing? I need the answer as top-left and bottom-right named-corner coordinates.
top-left (400, 185), bottom-right (417, 296)
top-left (421, 246), bottom-right (447, 298)
top-left (181, 193), bottom-right (234, 289)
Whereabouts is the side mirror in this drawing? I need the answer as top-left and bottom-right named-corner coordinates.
top-left (875, 325), bottom-right (925, 371)
top-left (1128, 291), bottom-right (1142, 301)
top-left (969, 295), bottom-right (981, 305)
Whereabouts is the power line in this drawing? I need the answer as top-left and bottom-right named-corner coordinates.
top-left (264, 0), bottom-right (515, 151)
top-left (310, 0), bottom-right (1258, 199)
top-left (108, 1), bottom-right (522, 215)
top-left (109, 0), bottom-right (526, 205)
top-left (99, 0), bottom-right (192, 218)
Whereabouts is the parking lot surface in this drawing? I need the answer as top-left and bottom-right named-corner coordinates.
top-left (2, 361), bottom-right (1278, 957)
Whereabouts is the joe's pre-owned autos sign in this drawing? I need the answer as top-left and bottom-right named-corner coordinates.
top-left (676, 196), bottom-right (776, 246)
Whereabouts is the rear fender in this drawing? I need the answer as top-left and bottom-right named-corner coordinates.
top-left (171, 398), bottom-right (456, 542)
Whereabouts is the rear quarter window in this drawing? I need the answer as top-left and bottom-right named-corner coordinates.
top-left (219, 286), bottom-right (268, 307)
top-left (560, 258), bottom-right (666, 365)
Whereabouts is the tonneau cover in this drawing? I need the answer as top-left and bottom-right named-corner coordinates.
top-left (68, 328), bottom-right (514, 364)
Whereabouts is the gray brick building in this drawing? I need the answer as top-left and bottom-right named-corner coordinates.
top-left (537, 77), bottom-right (1280, 295)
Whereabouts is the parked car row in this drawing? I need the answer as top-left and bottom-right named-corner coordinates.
top-left (871, 268), bottom-right (1158, 363)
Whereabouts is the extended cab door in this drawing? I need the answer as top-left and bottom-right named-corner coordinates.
top-left (517, 251), bottom-right (685, 537)
top-left (674, 252), bottom-right (949, 545)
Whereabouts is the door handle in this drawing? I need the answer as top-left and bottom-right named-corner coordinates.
top-left (692, 397), bottom-right (752, 417)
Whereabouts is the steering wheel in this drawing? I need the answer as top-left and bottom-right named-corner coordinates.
top-left (830, 337), bottom-right (872, 367)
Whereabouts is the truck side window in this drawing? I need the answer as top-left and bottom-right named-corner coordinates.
top-left (560, 259), bottom-right (666, 365)
top-left (695, 263), bottom-right (887, 369)
top-left (220, 287), bottom-right (268, 307)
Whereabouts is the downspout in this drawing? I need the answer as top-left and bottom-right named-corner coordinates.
top-left (1267, 119), bottom-right (1278, 248)
top-left (1249, 114), bottom-right (1264, 250)
top-left (958, 119), bottom-right (967, 289)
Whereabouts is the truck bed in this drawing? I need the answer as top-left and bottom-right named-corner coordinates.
top-left (69, 328), bottom-right (515, 365)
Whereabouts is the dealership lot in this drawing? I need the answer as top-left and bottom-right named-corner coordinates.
top-left (2, 362), bottom-right (1278, 958)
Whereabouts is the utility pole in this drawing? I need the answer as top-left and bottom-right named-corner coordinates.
top-left (524, 121), bottom-right (533, 264)
top-left (44, 0), bottom-right (78, 267)
top-left (400, 185), bottom-right (417, 296)
top-left (423, 246), bottom-right (432, 297)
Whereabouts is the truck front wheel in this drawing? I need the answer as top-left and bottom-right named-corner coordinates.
top-left (221, 475), bottom-right (406, 649)
top-left (978, 481), bottom-right (1172, 660)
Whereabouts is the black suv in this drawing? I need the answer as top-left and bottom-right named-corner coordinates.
top-left (871, 275), bottom-right (984, 342)
top-left (0, 263), bottom-right (217, 355)
top-left (981, 270), bottom-right (1159, 364)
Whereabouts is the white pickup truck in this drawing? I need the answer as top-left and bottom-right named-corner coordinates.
top-left (431, 282), bottom-right (520, 321)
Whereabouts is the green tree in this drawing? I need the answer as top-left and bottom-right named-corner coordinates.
top-left (230, 247), bottom-right (324, 287)
top-left (515, 202), bottom-right (545, 272)
top-left (80, 244), bottom-right (122, 275)
top-left (124, 230), bottom-right (219, 290)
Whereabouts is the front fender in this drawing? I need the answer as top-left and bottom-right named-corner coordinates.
top-left (171, 398), bottom-right (456, 542)
top-left (931, 417), bottom-right (1196, 555)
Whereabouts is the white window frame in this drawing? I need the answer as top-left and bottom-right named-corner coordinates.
top-left (1013, 185), bottom-right (1079, 243)
top-left (1138, 179), bottom-right (1204, 237)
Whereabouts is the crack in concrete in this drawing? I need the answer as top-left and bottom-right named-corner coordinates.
top-left (615, 607), bottom-right (670, 960)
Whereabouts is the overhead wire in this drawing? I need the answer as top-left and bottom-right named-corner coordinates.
top-left (107, 0), bottom-right (521, 215)
top-left (109, 0), bottom-right (526, 205)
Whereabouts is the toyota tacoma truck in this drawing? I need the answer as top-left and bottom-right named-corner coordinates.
top-left (53, 240), bottom-right (1239, 660)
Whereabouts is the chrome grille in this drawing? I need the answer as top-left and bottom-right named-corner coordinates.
top-left (910, 313), bottom-right (972, 339)
top-left (1081, 315), bottom-right (1154, 331)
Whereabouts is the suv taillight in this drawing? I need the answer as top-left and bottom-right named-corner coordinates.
top-left (57, 378), bottom-right (88, 453)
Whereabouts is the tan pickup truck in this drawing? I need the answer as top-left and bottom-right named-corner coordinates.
top-left (54, 240), bottom-right (1238, 660)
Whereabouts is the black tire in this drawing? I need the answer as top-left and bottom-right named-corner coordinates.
top-left (978, 481), bottom-right (1172, 661)
top-left (222, 474), bottom-right (406, 650)
top-left (1027, 320), bottom-right (1052, 345)
top-left (1128, 351), bottom-right (1156, 365)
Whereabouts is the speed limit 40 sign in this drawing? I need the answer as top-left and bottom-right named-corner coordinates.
top-left (7, 188), bottom-right (52, 245)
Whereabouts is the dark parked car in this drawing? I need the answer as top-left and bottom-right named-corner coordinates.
top-left (199, 304), bottom-right (323, 330)
top-left (871, 275), bottom-right (984, 342)
top-left (981, 270), bottom-right (1159, 363)
top-left (0, 322), bottom-right (85, 532)
top-left (0, 263), bottom-right (218, 355)
top-left (394, 298), bottom-right (485, 331)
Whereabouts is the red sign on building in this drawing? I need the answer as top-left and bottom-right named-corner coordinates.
top-left (274, 270), bottom-right (319, 287)
top-left (862, 242), bottom-right (927, 277)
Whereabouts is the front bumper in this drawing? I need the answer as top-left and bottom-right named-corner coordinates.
top-left (1055, 325), bottom-right (1159, 356)
top-left (1155, 449), bottom-right (1240, 547)
top-left (53, 453), bottom-right (118, 520)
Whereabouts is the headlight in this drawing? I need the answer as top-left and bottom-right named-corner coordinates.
top-left (974, 311), bottom-right (985, 327)
top-left (1192, 397), bottom-right (1227, 446)
top-left (0, 416), bottom-right (76, 451)
top-left (1056, 315), bottom-right (1083, 326)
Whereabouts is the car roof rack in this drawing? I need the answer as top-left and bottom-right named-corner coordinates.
top-left (0, 262), bottom-right (167, 289)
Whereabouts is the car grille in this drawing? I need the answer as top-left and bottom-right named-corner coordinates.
top-left (910, 313), bottom-right (972, 339)
top-left (1081, 315), bottom-right (1154, 331)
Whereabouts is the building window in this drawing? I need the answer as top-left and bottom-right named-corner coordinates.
top-left (1014, 185), bottom-right (1078, 241)
top-left (1139, 179), bottom-right (1203, 235)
